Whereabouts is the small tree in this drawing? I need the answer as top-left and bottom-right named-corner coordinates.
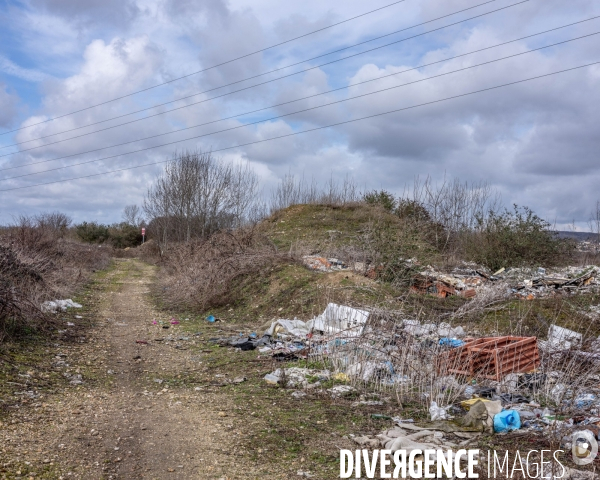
top-left (363, 190), bottom-right (396, 212)
top-left (75, 222), bottom-right (110, 244)
top-left (122, 205), bottom-right (143, 227)
top-left (588, 200), bottom-right (600, 250)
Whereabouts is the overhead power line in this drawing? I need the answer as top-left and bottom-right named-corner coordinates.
top-left (0, 0), bottom-right (513, 149)
top-left (2, 27), bottom-right (596, 175)
top-left (4, 14), bottom-right (595, 168)
top-left (0, 0), bottom-right (413, 136)
top-left (1, 61), bottom-right (596, 192)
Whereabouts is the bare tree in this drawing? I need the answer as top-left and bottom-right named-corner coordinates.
top-left (229, 162), bottom-right (260, 229)
top-left (122, 205), bottom-right (143, 227)
top-left (143, 171), bottom-right (174, 255)
top-left (143, 150), bottom-right (261, 253)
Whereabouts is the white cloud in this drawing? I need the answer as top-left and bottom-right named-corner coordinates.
top-left (1, 0), bottom-right (599, 229)
top-left (0, 55), bottom-right (50, 82)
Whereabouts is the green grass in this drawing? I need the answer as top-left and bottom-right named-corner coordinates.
top-left (0, 260), bottom-right (118, 421)
top-left (260, 203), bottom-right (404, 251)
top-left (150, 312), bottom-right (403, 479)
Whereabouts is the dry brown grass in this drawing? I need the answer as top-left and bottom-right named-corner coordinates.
top-left (157, 226), bottom-right (290, 310)
top-left (0, 222), bottom-right (111, 340)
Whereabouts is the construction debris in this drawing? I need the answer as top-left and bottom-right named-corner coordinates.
top-left (409, 264), bottom-right (600, 300)
top-left (302, 256), bottom-right (348, 272)
top-left (411, 273), bottom-right (477, 298)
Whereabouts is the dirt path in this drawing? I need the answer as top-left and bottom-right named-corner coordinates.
top-left (1, 259), bottom-right (269, 479)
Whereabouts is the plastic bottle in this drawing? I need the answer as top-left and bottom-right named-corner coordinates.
top-left (464, 386), bottom-right (476, 398)
top-left (493, 410), bottom-right (521, 432)
top-left (263, 373), bottom-right (281, 384)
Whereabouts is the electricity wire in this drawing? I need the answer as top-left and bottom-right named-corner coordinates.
top-left (1, 61), bottom-right (596, 192)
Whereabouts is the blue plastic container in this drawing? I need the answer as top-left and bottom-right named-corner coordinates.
top-left (206, 315), bottom-right (216, 323)
top-left (493, 410), bottom-right (521, 433)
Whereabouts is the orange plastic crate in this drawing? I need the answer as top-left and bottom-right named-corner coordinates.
top-left (438, 336), bottom-right (540, 381)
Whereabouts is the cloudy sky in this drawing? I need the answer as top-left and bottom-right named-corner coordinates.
top-left (0, 0), bottom-right (599, 227)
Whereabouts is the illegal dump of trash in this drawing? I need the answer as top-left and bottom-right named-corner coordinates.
top-left (206, 257), bottom-right (600, 476)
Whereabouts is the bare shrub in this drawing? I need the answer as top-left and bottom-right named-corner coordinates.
top-left (395, 176), bottom-right (575, 269)
top-left (158, 227), bottom-right (286, 310)
top-left (0, 216), bottom-right (110, 340)
top-left (35, 211), bottom-right (72, 238)
top-left (399, 176), bottom-right (501, 253)
top-left (449, 282), bottom-right (511, 321)
top-left (270, 173), bottom-right (360, 212)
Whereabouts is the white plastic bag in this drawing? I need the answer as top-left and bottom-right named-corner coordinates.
top-left (429, 401), bottom-right (448, 421)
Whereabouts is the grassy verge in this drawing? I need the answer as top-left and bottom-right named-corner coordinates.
top-left (0, 260), bottom-right (115, 420)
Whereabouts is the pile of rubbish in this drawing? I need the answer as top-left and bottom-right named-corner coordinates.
top-left (410, 267), bottom-right (483, 298)
top-left (302, 256), bottom-right (349, 272)
top-left (301, 252), bottom-right (600, 303)
top-left (409, 264), bottom-right (600, 300)
top-left (214, 303), bottom-right (369, 359)
top-left (212, 292), bottom-right (600, 462)
top-left (41, 298), bottom-right (82, 313)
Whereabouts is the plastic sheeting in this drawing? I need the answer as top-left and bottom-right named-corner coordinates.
top-left (41, 299), bottom-right (83, 313)
top-left (548, 324), bottom-right (582, 350)
top-left (307, 303), bottom-right (369, 337)
top-left (265, 319), bottom-right (311, 338)
top-left (264, 303), bottom-right (370, 338)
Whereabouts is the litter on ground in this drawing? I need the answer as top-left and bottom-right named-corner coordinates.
top-left (41, 299), bottom-right (82, 313)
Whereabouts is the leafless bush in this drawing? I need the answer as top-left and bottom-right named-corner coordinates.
top-left (0, 215), bottom-right (110, 340)
top-left (158, 227), bottom-right (287, 309)
top-left (401, 175), bottom-right (501, 252)
top-left (270, 173), bottom-right (360, 212)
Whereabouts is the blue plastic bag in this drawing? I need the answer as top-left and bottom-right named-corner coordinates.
top-left (439, 338), bottom-right (465, 348)
top-left (493, 410), bottom-right (521, 433)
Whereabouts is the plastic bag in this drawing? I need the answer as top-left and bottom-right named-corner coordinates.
top-left (429, 401), bottom-right (448, 421)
